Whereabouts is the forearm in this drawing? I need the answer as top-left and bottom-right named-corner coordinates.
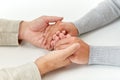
top-left (89, 46), bottom-right (120, 66)
top-left (0, 63), bottom-right (41, 80)
top-left (73, 0), bottom-right (120, 35)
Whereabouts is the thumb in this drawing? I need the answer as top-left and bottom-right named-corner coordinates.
top-left (62, 43), bottom-right (80, 58)
top-left (30, 16), bottom-right (63, 31)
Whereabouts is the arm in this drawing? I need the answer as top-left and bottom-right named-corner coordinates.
top-left (54, 36), bottom-right (120, 66)
top-left (73, 0), bottom-right (120, 66)
top-left (42, 0), bottom-right (120, 49)
top-left (74, 0), bottom-right (120, 34)
top-left (0, 43), bottom-right (79, 80)
top-left (0, 16), bottom-right (63, 49)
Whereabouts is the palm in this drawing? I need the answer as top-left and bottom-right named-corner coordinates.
top-left (24, 28), bottom-right (45, 48)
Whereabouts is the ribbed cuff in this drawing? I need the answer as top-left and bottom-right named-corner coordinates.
top-left (88, 46), bottom-right (120, 66)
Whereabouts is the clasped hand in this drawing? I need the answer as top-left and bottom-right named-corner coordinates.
top-left (19, 16), bottom-right (89, 75)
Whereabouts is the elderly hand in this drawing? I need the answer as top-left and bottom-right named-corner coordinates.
top-left (54, 35), bottom-right (90, 64)
top-left (18, 16), bottom-right (63, 48)
top-left (43, 21), bottom-right (79, 50)
top-left (35, 43), bottom-right (80, 76)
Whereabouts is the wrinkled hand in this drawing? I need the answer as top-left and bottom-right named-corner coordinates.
top-left (54, 36), bottom-right (90, 64)
top-left (19, 16), bottom-right (63, 48)
top-left (35, 43), bottom-right (80, 76)
top-left (43, 21), bottom-right (79, 50)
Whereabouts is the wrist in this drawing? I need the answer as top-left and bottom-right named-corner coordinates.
top-left (78, 40), bottom-right (90, 64)
top-left (35, 59), bottom-right (48, 76)
top-left (85, 44), bottom-right (90, 64)
top-left (81, 43), bottom-right (90, 64)
top-left (80, 42), bottom-right (90, 65)
top-left (69, 22), bottom-right (79, 36)
top-left (19, 21), bottom-right (29, 40)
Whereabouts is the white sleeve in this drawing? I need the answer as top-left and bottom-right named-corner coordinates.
top-left (0, 62), bottom-right (41, 80)
top-left (0, 19), bottom-right (22, 46)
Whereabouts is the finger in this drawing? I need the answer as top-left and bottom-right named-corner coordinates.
top-left (69, 55), bottom-right (81, 64)
top-left (48, 34), bottom-right (60, 49)
top-left (55, 35), bottom-right (60, 41)
top-left (62, 30), bottom-right (66, 35)
top-left (53, 34), bottom-right (58, 40)
top-left (51, 36), bottom-right (59, 47)
top-left (43, 26), bottom-right (53, 49)
top-left (45, 21), bottom-right (61, 41)
top-left (54, 44), bottom-right (70, 50)
top-left (51, 40), bottom-right (55, 47)
top-left (44, 21), bottom-right (64, 50)
top-left (62, 43), bottom-right (80, 58)
top-left (55, 37), bottom-right (72, 48)
top-left (56, 31), bottom-right (60, 36)
top-left (44, 24), bottom-right (60, 49)
top-left (43, 25), bottom-right (55, 45)
top-left (38, 37), bottom-right (44, 47)
top-left (59, 33), bottom-right (66, 39)
top-left (43, 25), bottom-right (53, 46)
top-left (66, 34), bottom-right (71, 38)
top-left (52, 36), bottom-right (60, 46)
top-left (43, 16), bottom-right (63, 23)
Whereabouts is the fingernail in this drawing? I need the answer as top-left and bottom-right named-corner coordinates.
top-left (62, 30), bottom-right (66, 34)
top-left (56, 31), bottom-right (60, 35)
top-left (59, 33), bottom-right (65, 39)
top-left (66, 34), bottom-right (71, 38)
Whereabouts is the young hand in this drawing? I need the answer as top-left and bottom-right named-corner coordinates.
top-left (54, 36), bottom-right (90, 64)
top-left (35, 43), bottom-right (80, 76)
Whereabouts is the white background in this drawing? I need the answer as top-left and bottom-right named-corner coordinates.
top-left (1, 0), bottom-right (120, 80)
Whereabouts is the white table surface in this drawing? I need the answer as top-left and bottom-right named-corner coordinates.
top-left (1, 0), bottom-right (120, 80)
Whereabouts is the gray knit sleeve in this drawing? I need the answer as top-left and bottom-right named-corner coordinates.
top-left (89, 46), bottom-right (120, 66)
top-left (73, 0), bottom-right (120, 35)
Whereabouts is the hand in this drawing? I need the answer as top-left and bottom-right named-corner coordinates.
top-left (35, 43), bottom-right (80, 76)
top-left (54, 36), bottom-right (90, 64)
top-left (43, 21), bottom-right (79, 50)
top-left (19, 16), bottom-right (63, 48)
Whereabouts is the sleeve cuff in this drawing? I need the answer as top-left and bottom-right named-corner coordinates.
top-left (72, 21), bottom-right (81, 35)
top-left (88, 46), bottom-right (120, 66)
top-left (0, 19), bottom-right (22, 46)
top-left (5, 62), bottom-right (41, 80)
